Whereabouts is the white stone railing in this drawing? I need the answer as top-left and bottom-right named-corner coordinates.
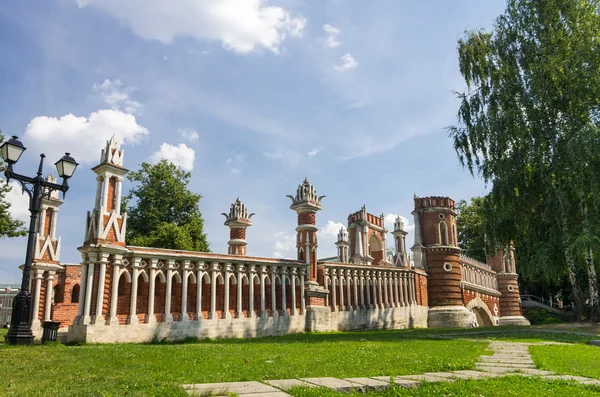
top-left (76, 248), bottom-right (309, 326)
top-left (320, 263), bottom-right (419, 311)
top-left (460, 259), bottom-right (500, 296)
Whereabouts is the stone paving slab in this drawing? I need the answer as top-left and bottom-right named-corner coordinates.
top-left (542, 375), bottom-right (598, 382)
top-left (344, 377), bottom-right (390, 390)
top-left (477, 362), bottom-right (535, 369)
top-left (476, 365), bottom-right (521, 373)
top-left (516, 369), bottom-right (556, 376)
top-left (451, 370), bottom-right (504, 379)
top-left (183, 381), bottom-right (281, 395)
top-left (370, 376), bottom-right (421, 388)
top-left (263, 379), bottom-right (316, 390)
top-left (399, 374), bottom-right (455, 383)
top-left (423, 372), bottom-right (461, 380)
top-left (300, 377), bottom-right (363, 392)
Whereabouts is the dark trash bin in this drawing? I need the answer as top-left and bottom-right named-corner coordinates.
top-left (41, 321), bottom-right (61, 343)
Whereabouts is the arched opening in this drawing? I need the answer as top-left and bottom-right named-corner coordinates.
top-left (472, 307), bottom-right (494, 327)
top-left (135, 270), bottom-right (149, 321)
top-left (171, 271), bottom-right (183, 320)
top-left (369, 235), bottom-right (383, 264)
top-left (201, 272), bottom-right (211, 319)
top-left (439, 222), bottom-right (449, 245)
top-left (116, 270), bottom-right (132, 324)
top-left (187, 272), bottom-right (197, 318)
top-left (154, 270), bottom-right (166, 322)
top-left (71, 284), bottom-right (80, 304)
top-left (53, 284), bottom-right (64, 304)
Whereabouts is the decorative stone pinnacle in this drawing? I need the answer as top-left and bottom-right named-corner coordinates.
top-left (393, 216), bottom-right (406, 233)
top-left (100, 134), bottom-right (124, 166)
top-left (222, 197), bottom-right (254, 226)
top-left (44, 173), bottom-right (60, 200)
top-left (286, 177), bottom-right (325, 211)
top-left (337, 227), bottom-right (349, 243)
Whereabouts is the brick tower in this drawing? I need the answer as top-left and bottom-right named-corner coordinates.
top-left (487, 245), bottom-right (530, 326)
top-left (412, 196), bottom-right (475, 327)
top-left (77, 136), bottom-right (128, 326)
top-left (83, 135), bottom-right (128, 247)
top-left (391, 216), bottom-right (409, 268)
top-left (335, 227), bottom-right (350, 263)
top-left (222, 197), bottom-right (254, 256)
top-left (287, 178), bottom-right (324, 281)
top-left (30, 174), bottom-right (64, 329)
top-left (347, 206), bottom-right (389, 266)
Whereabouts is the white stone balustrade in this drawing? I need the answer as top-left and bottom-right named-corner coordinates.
top-left (460, 256), bottom-right (500, 296)
top-left (322, 264), bottom-right (419, 311)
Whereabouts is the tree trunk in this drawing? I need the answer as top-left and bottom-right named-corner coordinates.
top-left (565, 247), bottom-right (585, 321)
top-left (585, 247), bottom-right (599, 322)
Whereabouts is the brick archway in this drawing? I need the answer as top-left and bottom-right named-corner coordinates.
top-left (466, 295), bottom-right (495, 327)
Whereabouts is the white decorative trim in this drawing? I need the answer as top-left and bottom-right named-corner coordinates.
top-left (443, 263), bottom-right (452, 272)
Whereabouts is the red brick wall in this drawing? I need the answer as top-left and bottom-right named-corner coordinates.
top-left (106, 177), bottom-right (117, 212)
top-left (462, 288), bottom-right (500, 318)
top-left (50, 265), bottom-right (82, 327)
top-left (43, 209), bottom-right (53, 237)
top-left (426, 249), bottom-right (463, 306)
top-left (298, 212), bottom-right (315, 225)
top-left (415, 273), bottom-right (428, 306)
top-left (497, 275), bottom-right (523, 317)
top-left (230, 228), bottom-right (246, 240)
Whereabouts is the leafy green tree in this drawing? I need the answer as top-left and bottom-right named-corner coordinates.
top-left (456, 197), bottom-right (487, 263)
top-left (0, 131), bottom-right (26, 238)
top-left (124, 160), bottom-right (209, 252)
top-left (449, 0), bottom-right (600, 319)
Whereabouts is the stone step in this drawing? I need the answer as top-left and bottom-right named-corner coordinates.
top-left (370, 377), bottom-right (421, 388)
top-left (479, 357), bottom-right (534, 364)
top-left (477, 362), bottom-right (535, 369)
top-left (476, 365), bottom-right (521, 374)
top-left (398, 374), bottom-right (455, 383)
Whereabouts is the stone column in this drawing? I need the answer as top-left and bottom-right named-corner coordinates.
top-left (164, 261), bottom-right (174, 323)
top-left (236, 264), bottom-right (244, 319)
top-left (353, 271), bottom-right (359, 309)
top-left (338, 271), bottom-right (344, 311)
top-left (394, 274), bottom-right (400, 307)
top-left (249, 266), bottom-right (256, 318)
top-left (44, 271), bottom-right (55, 321)
top-left (31, 269), bottom-right (44, 328)
top-left (223, 264), bottom-right (232, 319)
top-left (101, 173), bottom-right (110, 209)
top-left (75, 259), bottom-right (88, 324)
top-left (210, 263), bottom-right (218, 319)
top-left (108, 255), bottom-right (122, 326)
top-left (403, 273), bottom-right (409, 306)
top-left (383, 273), bottom-right (389, 308)
top-left (281, 267), bottom-right (288, 316)
top-left (270, 268), bottom-right (278, 317)
top-left (346, 271), bottom-right (352, 310)
top-left (260, 267), bottom-right (267, 318)
top-left (359, 271), bottom-right (365, 309)
top-left (196, 263), bottom-right (204, 321)
top-left (93, 253), bottom-right (109, 324)
top-left (378, 272), bottom-right (384, 308)
top-left (83, 254), bottom-right (97, 325)
top-left (128, 264), bottom-right (139, 324)
top-left (299, 269), bottom-right (306, 315)
top-left (114, 177), bottom-right (123, 214)
top-left (290, 267), bottom-right (297, 316)
top-left (388, 273), bottom-right (395, 308)
top-left (181, 260), bottom-right (190, 321)
top-left (371, 273), bottom-right (377, 309)
top-left (331, 270), bottom-right (337, 312)
top-left (146, 259), bottom-right (157, 324)
top-left (50, 208), bottom-right (59, 239)
top-left (365, 271), bottom-right (371, 308)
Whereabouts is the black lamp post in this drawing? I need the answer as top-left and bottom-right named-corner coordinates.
top-left (1, 135), bottom-right (78, 345)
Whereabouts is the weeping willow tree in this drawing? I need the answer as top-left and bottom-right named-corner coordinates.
top-left (449, 0), bottom-right (600, 320)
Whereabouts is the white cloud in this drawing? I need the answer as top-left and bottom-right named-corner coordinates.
top-left (263, 145), bottom-right (302, 168)
top-left (180, 129), bottom-right (200, 142)
top-left (334, 53), bottom-right (358, 71)
top-left (273, 231), bottom-right (296, 258)
top-left (230, 168), bottom-right (240, 174)
top-left (318, 220), bottom-right (345, 240)
top-left (320, 24), bottom-right (341, 48)
top-left (308, 147), bottom-right (320, 157)
top-left (226, 153), bottom-right (245, 173)
top-left (150, 143), bottom-right (195, 171)
top-left (23, 110), bottom-right (149, 164)
top-left (76, 0), bottom-right (306, 54)
top-left (2, 180), bottom-right (30, 224)
top-left (93, 79), bottom-right (142, 115)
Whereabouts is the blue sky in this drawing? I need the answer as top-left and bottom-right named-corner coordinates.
top-left (0, 0), bottom-right (506, 282)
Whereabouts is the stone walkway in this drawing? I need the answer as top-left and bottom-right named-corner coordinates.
top-left (182, 342), bottom-right (600, 396)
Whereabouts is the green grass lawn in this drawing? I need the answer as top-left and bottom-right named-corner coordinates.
top-left (530, 343), bottom-right (600, 379)
top-left (0, 328), bottom-right (7, 340)
top-left (0, 329), bottom-right (488, 396)
top-left (289, 376), bottom-right (600, 397)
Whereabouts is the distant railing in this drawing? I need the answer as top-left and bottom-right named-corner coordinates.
top-left (520, 294), bottom-right (571, 312)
